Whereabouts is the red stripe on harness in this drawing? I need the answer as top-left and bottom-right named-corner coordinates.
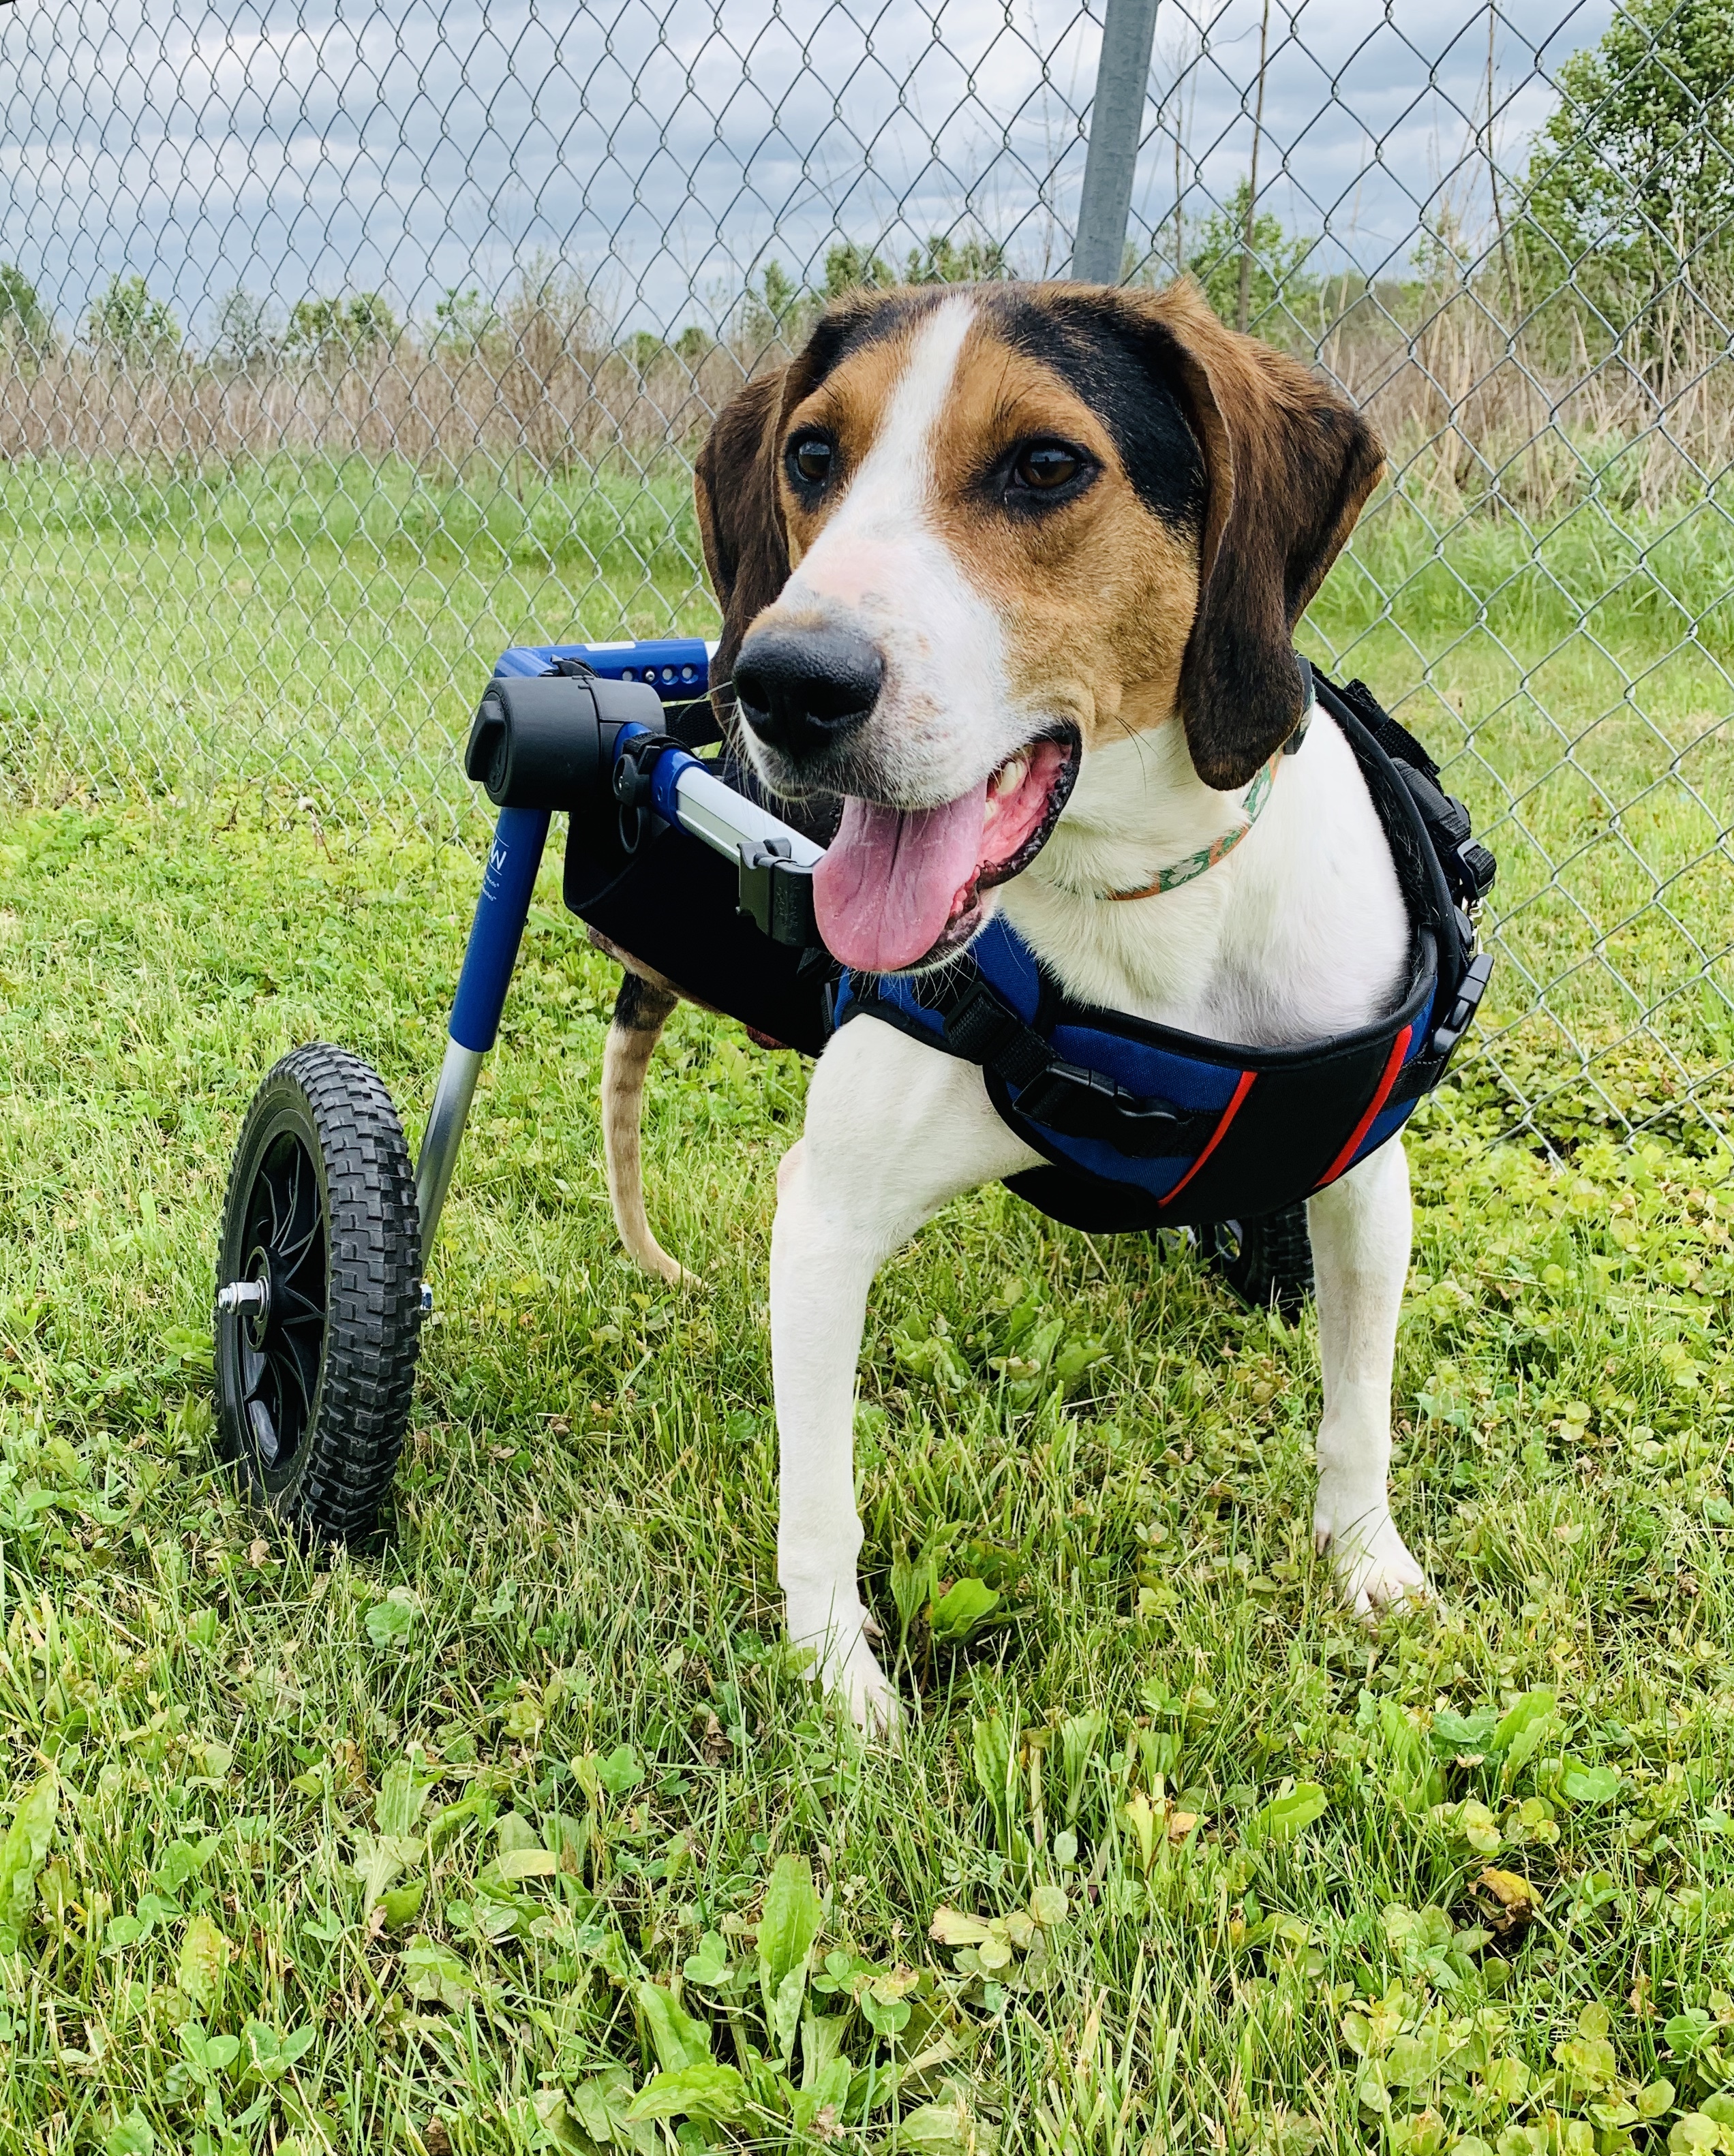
top-left (1159, 1068), bottom-right (1256, 1210)
top-left (1317, 1025), bottom-right (1414, 1190)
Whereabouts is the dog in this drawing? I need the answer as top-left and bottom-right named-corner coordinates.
top-left (598, 276), bottom-right (1426, 1730)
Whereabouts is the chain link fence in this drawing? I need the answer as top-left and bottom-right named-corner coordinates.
top-left (1, 0), bottom-right (1731, 1152)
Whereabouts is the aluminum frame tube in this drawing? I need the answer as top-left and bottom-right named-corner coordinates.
top-left (1070, 0), bottom-right (1161, 284)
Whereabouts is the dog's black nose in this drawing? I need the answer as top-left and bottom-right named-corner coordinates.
top-left (732, 626), bottom-right (882, 763)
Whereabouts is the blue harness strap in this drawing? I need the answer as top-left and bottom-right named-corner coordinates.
top-left (832, 675), bottom-right (1493, 1233)
top-left (834, 915), bottom-right (1438, 1229)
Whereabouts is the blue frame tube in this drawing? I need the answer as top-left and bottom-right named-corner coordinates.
top-left (415, 726), bottom-right (824, 1268)
top-left (448, 806), bottom-right (553, 1052)
top-left (415, 805), bottom-right (551, 1265)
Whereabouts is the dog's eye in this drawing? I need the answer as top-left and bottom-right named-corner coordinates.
top-left (1012, 442), bottom-right (1082, 491)
top-left (788, 434), bottom-right (834, 487)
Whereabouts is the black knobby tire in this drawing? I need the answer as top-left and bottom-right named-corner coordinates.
top-left (215, 1043), bottom-right (422, 1546)
top-left (1204, 1203), bottom-right (1315, 1320)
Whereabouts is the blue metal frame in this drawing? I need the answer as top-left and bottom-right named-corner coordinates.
top-left (447, 806), bottom-right (554, 1055)
top-left (416, 637), bottom-right (818, 1265)
top-left (491, 638), bottom-right (714, 699)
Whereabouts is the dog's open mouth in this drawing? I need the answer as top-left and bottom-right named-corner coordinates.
top-left (812, 729), bottom-right (1078, 973)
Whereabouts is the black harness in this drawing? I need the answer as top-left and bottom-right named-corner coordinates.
top-left (564, 669), bottom-right (1495, 1233)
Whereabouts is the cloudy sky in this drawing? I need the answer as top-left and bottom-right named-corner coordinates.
top-left (1, 0), bottom-right (1612, 341)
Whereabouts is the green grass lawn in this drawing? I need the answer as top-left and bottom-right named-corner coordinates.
top-left (0, 798), bottom-right (1730, 2155)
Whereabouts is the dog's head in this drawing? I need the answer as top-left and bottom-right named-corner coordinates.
top-left (694, 278), bottom-right (1383, 973)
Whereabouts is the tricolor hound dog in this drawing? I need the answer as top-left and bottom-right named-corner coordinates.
top-left (600, 277), bottom-right (1427, 1731)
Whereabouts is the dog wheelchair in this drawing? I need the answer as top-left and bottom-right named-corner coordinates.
top-left (211, 639), bottom-right (1364, 1547)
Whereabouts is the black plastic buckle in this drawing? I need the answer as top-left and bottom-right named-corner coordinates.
top-left (1393, 758), bottom-right (1497, 910)
top-left (939, 976), bottom-right (1026, 1064)
top-left (1428, 949), bottom-right (1494, 1067)
top-left (611, 731), bottom-right (679, 852)
top-left (1455, 837), bottom-right (1498, 904)
top-left (737, 836), bottom-right (819, 948)
top-left (1016, 1061), bottom-right (1188, 1158)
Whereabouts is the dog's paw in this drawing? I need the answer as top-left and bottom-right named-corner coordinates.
top-left (786, 1597), bottom-right (902, 1740)
top-left (824, 1632), bottom-right (902, 1741)
top-left (1315, 1503), bottom-right (1431, 1618)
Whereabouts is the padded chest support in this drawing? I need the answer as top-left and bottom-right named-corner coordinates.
top-left (562, 665), bottom-right (1493, 1237)
top-left (832, 672), bottom-right (1494, 1232)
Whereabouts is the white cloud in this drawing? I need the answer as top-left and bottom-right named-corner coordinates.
top-left (0, 0), bottom-right (1613, 338)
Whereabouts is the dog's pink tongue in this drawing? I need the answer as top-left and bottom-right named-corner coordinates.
top-left (814, 786), bottom-right (988, 971)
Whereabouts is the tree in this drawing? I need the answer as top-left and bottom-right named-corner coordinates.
top-left (0, 265), bottom-right (48, 351)
top-left (904, 233), bottom-right (1008, 283)
top-left (212, 287), bottom-right (276, 367)
top-left (340, 292), bottom-right (397, 353)
top-left (823, 241), bottom-right (894, 297)
top-left (432, 284), bottom-right (499, 352)
top-left (1516, 0), bottom-right (1734, 370)
top-left (739, 260), bottom-right (808, 348)
top-left (285, 292), bottom-right (399, 364)
top-left (1184, 183), bottom-right (1315, 328)
top-left (87, 273), bottom-right (181, 361)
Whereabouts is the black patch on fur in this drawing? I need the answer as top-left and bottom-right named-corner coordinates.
top-left (613, 971), bottom-right (679, 1032)
top-left (793, 288), bottom-right (947, 399)
top-left (985, 288), bottom-right (1206, 534)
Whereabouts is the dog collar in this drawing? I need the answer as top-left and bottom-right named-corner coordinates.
top-left (1092, 705), bottom-right (1309, 904)
top-left (1102, 744), bottom-right (1279, 903)
top-left (1091, 658), bottom-right (1318, 904)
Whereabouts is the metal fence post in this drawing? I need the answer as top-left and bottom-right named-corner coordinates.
top-left (1070, 0), bottom-right (1161, 283)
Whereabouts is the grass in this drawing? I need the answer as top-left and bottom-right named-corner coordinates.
top-left (0, 460), bottom-right (708, 822)
top-left (0, 797), bottom-right (1729, 2153)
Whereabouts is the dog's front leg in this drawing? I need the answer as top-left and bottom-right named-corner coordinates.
top-left (1307, 1135), bottom-right (1430, 1614)
top-left (771, 1017), bottom-right (1040, 1733)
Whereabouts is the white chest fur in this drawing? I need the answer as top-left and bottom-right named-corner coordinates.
top-left (999, 707), bottom-right (1411, 1047)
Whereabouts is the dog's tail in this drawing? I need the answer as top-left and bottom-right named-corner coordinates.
top-left (600, 968), bottom-right (699, 1286)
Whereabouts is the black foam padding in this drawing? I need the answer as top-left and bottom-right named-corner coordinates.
top-left (1003, 1164), bottom-right (1166, 1235)
top-left (564, 818), bottom-right (835, 1058)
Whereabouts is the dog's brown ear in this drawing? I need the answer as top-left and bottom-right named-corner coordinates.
top-left (1140, 280), bottom-right (1384, 790)
top-left (693, 369), bottom-right (792, 728)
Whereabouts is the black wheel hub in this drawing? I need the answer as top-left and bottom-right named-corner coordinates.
top-left (234, 1129), bottom-right (327, 1470)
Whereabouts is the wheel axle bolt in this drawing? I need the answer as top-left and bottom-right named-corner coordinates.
top-left (217, 1280), bottom-right (269, 1315)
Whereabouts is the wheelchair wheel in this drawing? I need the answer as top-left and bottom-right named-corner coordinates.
top-left (1203, 1203), bottom-right (1314, 1320)
top-left (215, 1043), bottom-right (422, 1546)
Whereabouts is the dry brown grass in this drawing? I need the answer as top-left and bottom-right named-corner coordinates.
top-left (0, 335), bottom-right (755, 475)
top-left (1313, 279), bottom-right (1734, 521)
top-left (3, 272), bottom-right (1729, 527)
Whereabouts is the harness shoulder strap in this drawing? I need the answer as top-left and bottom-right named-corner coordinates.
top-left (1309, 668), bottom-right (1497, 1108)
top-left (853, 960), bottom-right (1223, 1158)
top-left (1313, 673), bottom-right (1497, 919)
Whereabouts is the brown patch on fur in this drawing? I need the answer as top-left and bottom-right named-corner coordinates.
top-left (693, 369), bottom-right (791, 728)
top-left (919, 311), bottom-right (1201, 756)
top-left (777, 313), bottom-right (938, 564)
